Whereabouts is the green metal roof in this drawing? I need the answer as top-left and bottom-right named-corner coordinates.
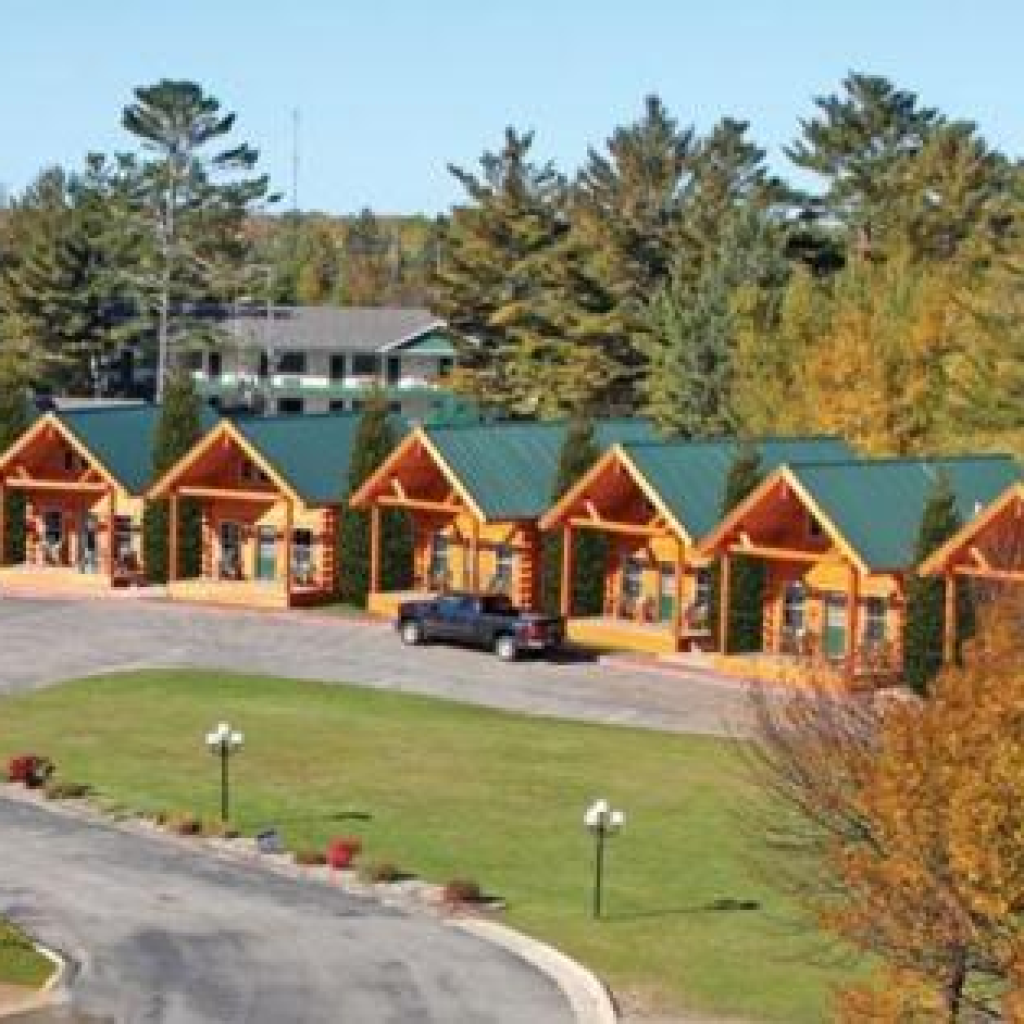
top-left (424, 418), bottom-right (660, 520)
top-left (58, 406), bottom-right (163, 495)
top-left (623, 437), bottom-right (855, 540)
top-left (230, 411), bottom-right (409, 505)
top-left (788, 456), bottom-right (1022, 570)
top-left (58, 404), bottom-right (219, 495)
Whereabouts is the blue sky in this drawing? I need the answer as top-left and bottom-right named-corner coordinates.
top-left (3, 1), bottom-right (1022, 214)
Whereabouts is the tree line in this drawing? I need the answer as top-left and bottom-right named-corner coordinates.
top-left (434, 74), bottom-right (1024, 457)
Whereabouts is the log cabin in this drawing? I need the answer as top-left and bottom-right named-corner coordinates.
top-left (538, 437), bottom-right (853, 654)
top-left (148, 411), bottom-right (366, 608)
top-left (697, 455), bottom-right (1020, 683)
top-left (349, 419), bottom-right (657, 617)
top-left (918, 481), bottom-right (1024, 661)
top-left (0, 406), bottom-right (165, 593)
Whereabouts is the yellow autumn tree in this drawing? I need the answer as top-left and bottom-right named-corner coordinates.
top-left (751, 594), bottom-right (1024, 1020)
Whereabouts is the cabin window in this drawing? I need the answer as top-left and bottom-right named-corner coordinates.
top-left (43, 508), bottom-right (62, 548)
top-left (493, 544), bottom-right (516, 592)
top-left (114, 516), bottom-right (134, 562)
top-left (864, 597), bottom-right (887, 644)
top-left (277, 351), bottom-right (307, 374)
top-left (782, 581), bottom-right (807, 636)
top-left (695, 567), bottom-right (712, 614)
top-left (219, 522), bottom-right (242, 577)
top-left (240, 460), bottom-right (270, 485)
top-left (430, 532), bottom-right (450, 586)
top-left (291, 528), bottom-right (314, 582)
top-left (622, 557), bottom-right (643, 601)
top-left (808, 514), bottom-right (823, 538)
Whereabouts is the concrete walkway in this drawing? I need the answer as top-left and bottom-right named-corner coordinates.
top-left (0, 596), bottom-right (753, 736)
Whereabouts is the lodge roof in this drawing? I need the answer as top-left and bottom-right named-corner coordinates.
top-left (620, 436), bottom-right (855, 541)
top-left (785, 455), bottom-right (1023, 571)
top-left (422, 418), bottom-right (661, 521)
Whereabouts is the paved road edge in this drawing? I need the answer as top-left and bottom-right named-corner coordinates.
top-left (454, 918), bottom-right (617, 1024)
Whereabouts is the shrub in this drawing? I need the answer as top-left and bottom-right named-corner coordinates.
top-left (442, 878), bottom-right (483, 905)
top-left (326, 836), bottom-right (363, 870)
top-left (294, 848), bottom-right (328, 867)
top-left (358, 860), bottom-right (404, 884)
top-left (43, 779), bottom-right (91, 801)
top-left (7, 754), bottom-right (54, 788)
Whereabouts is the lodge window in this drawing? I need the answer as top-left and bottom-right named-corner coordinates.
top-left (208, 351), bottom-right (223, 379)
top-left (386, 356), bottom-right (402, 385)
top-left (622, 557), bottom-right (643, 601)
top-left (277, 397), bottom-right (303, 415)
top-left (277, 351), bottom-right (307, 375)
top-left (864, 597), bottom-right (887, 644)
top-left (258, 352), bottom-right (269, 379)
top-left (329, 400), bottom-right (347, 412)
top-left (438, 357), bottom-right (453, 378)
top-left (184, 350), bottom-right (204, 372)
top-left (330, 354), bottom-right (346, 381)
top-left (352, 353), bottom-right (377, 376)
top-left (782, 581), bottom-right (807, 636)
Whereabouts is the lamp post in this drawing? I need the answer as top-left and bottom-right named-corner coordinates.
top-left (206, 722), bottom-right (244, 822)
top-left (584, 798), bottom-right (625, 920)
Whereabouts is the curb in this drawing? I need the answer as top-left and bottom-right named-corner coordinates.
top-left (454, 918), bottom-right (617, 1024)
top-left (0, 938), bottom-right (67, 1020)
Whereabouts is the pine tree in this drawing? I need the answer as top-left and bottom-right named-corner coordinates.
top-left (903, 473), bottom-right (972, 695)
top-left (433, 129), bottom-right (569, 416)
top-left (542, 418), bottom-right (606, 615)
top-left (708, 444), bottom-right (765, 652)
top-left (0, 356), bottom-right (28, 563)
top-left (143, 372), bottom-right (204, 583)
top-left (339, 392), bottom-right (411, 605)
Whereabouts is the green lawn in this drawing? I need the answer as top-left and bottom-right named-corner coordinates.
top-left (0, 671), bottom-right (857, 1020)
top-left (0, 919), bottom-right (52, 990)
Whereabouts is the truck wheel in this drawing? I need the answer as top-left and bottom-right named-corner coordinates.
top-left (495, 635), bottom-right (518, 662)
top-left (401, 620), bottom-right (424, 646)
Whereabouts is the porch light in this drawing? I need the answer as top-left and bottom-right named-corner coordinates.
top-left (206, 722), bottom-right (244, 822)
top-left (584, 798), bottom-right (625, 919)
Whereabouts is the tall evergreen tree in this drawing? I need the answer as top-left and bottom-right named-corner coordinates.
top-left (338, 392), bottom-right (412, 605)
top-left (708, 444), bottom-right (766, 652)
top-left (143, 372), bottom-right (204, 583)
top-left (122, 79), bottom-right (274, 400)
top-left (434, 129), bottom-right (569, 416)
top-left (903, 474), bottom-right (973, 695)
top-left (542, 417), bottom-right (606, 616)
top-left (0, 356), bottom-right (28, 563)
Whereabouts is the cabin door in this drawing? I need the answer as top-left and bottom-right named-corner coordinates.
top-left (658, 563), bottom-right (676, 622)
top-left (823, 593), bottom-right (847, 660)
top-left (255, 526), bottom-right (277, 582)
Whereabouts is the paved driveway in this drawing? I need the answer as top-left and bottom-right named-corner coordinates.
top-left (0, 796), bottom-right (571, 1024)
top-left (0, 596), bottom-right (751, 735)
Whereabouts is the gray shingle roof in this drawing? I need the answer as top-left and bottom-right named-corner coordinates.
top-left (213, 306), bottom-right (446, 353)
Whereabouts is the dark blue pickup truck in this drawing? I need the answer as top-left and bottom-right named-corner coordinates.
top-left (396, 592), bottom-right (565, 661)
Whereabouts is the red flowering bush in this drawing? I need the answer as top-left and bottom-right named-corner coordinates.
top-left (7, 755), bottom-right (53, 788)
top-left (326, 836), bottom-right (362, 870)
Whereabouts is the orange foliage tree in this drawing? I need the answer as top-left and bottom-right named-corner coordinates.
top-left (751, 595), bottom-right (1024, 1020)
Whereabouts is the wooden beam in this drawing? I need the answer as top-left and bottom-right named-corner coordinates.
top-left (377, 495), bottom-right (463, 514)
top-left (390, 478), bottom-right (407, 500)
top-left (284, 500), bottom-right (294, 607)
top-left (0, 479), bottom-right (5, 568)
top-left (673, 537), bottom-right (685, 643)
top-left (568, 517), bottom-right (669, 538)
top-left (846, 562), bottom-right (859, 680)
top-left (4, 478), bottom-right (108, 494)
top-left (369, 504), bottom-right (381, 595)
top-left (726, 541), bottom-right (824, 564)
top-left (584, 499), bottom-right (602, 523)
top-left (968, 545), bottom-right (991, 571)
top-left (719, 553), bottom-right (731, 654)
top-left (107, 487), bottom-right (117, 583)
top-left (943, 571), bottom-right (957, 664)
top-left (177, 485), bottom-right (278, 502)
top-left (169, 491), bottom-right (179, 583)
top-left (469, 518), bottom-right (480, 592)
top-left (560, 524), bottom-right (574, 617)
top-left (953, 565), bottom-right (1024, 584)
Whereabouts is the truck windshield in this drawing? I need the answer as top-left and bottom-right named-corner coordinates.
top-left (481, 594), bottom-right (516, 616)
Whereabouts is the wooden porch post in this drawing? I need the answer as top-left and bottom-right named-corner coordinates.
top-left (719, 552), bottom-right (731, 653)
top-left (107, 487), bottom-right (118, 584)
top-left (469, 518), bottom-right (480, 592)
top-left (943, 570), bottom-right (957, 664)
top-left (369, 504), bottom-right (381, 594)
top-left (560, 524), bottom-right (574, 617)
top-left (672, 538), bottom-right (685, 647)
top-left (846, 561), bottom-right (860, 681)
top-left (168, 490), bottom-right (179, 583)
top-left (283, 499), bottom-right (294, 606)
